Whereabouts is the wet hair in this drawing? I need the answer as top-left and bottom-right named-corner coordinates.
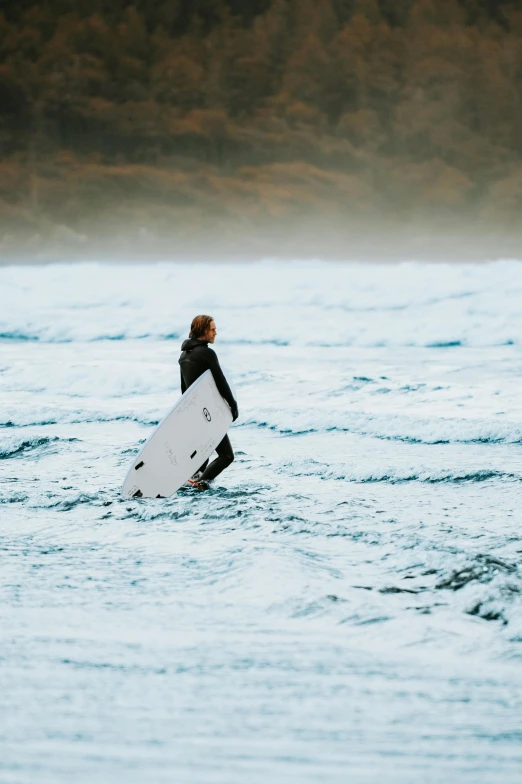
top-left (190, 315), bottom-right (214, 339)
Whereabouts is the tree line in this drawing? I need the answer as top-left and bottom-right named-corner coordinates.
top-left (1, 0), bottom-right (522, 254)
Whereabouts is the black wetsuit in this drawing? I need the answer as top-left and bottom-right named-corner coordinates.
top-left (179, 338), bottom-right (238, 482)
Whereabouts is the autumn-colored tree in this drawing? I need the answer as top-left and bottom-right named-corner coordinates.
top-left (2, 0), bottom-right (522, 238)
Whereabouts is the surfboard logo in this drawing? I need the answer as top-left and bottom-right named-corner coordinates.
top-left (203, 407), bottom-right (212, 422)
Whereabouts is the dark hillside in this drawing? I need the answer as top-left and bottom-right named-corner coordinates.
top-left (1, 0), bottom-right (522, 258)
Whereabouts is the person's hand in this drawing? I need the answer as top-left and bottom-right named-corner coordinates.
top-left (231, 401), bottom-right (239, 422)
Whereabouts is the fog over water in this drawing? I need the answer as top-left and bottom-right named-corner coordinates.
top-left (2, 260), bottom-right (522, 783)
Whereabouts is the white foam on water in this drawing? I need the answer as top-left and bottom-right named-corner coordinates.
top-left (2, 260), bottom-right (522, 783)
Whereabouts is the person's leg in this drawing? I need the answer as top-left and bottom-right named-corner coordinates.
top-left (199, 435), bottom-right (234, 482)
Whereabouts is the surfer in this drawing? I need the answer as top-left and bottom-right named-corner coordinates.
top-left (179, 315), bottom-right (238, 489)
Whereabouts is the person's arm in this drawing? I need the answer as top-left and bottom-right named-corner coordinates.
top-left (206, 348), bottom-right (238, 420)
top-left (180, 368), bottom-right (187, 394)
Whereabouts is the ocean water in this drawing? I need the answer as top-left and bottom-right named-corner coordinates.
top-left (1, 260), bottom-right (522, 783)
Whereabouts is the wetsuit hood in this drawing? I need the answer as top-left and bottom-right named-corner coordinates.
top-left (181, 338), bottom-right (208, 352)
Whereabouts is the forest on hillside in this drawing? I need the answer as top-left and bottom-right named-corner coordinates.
top-left (1, 0), bottom-right (522, 257)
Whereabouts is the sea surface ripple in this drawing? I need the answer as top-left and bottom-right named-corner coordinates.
top-left (1, 260), bottom-right (522, 783)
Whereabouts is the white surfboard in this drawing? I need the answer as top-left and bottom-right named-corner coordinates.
top-left (122, 370), bottom-right (233, 498)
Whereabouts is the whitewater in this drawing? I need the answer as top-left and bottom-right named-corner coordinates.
top-left (1, 260), bottom-right (522, 783)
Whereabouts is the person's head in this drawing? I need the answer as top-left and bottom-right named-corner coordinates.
top-left (190, 315), bottom-right (216, 343)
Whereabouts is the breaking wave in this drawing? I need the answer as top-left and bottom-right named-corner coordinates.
top-left (244, 411), bottom-right (522, 444)
top-left (0, 435), bottom-right (79, 459)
